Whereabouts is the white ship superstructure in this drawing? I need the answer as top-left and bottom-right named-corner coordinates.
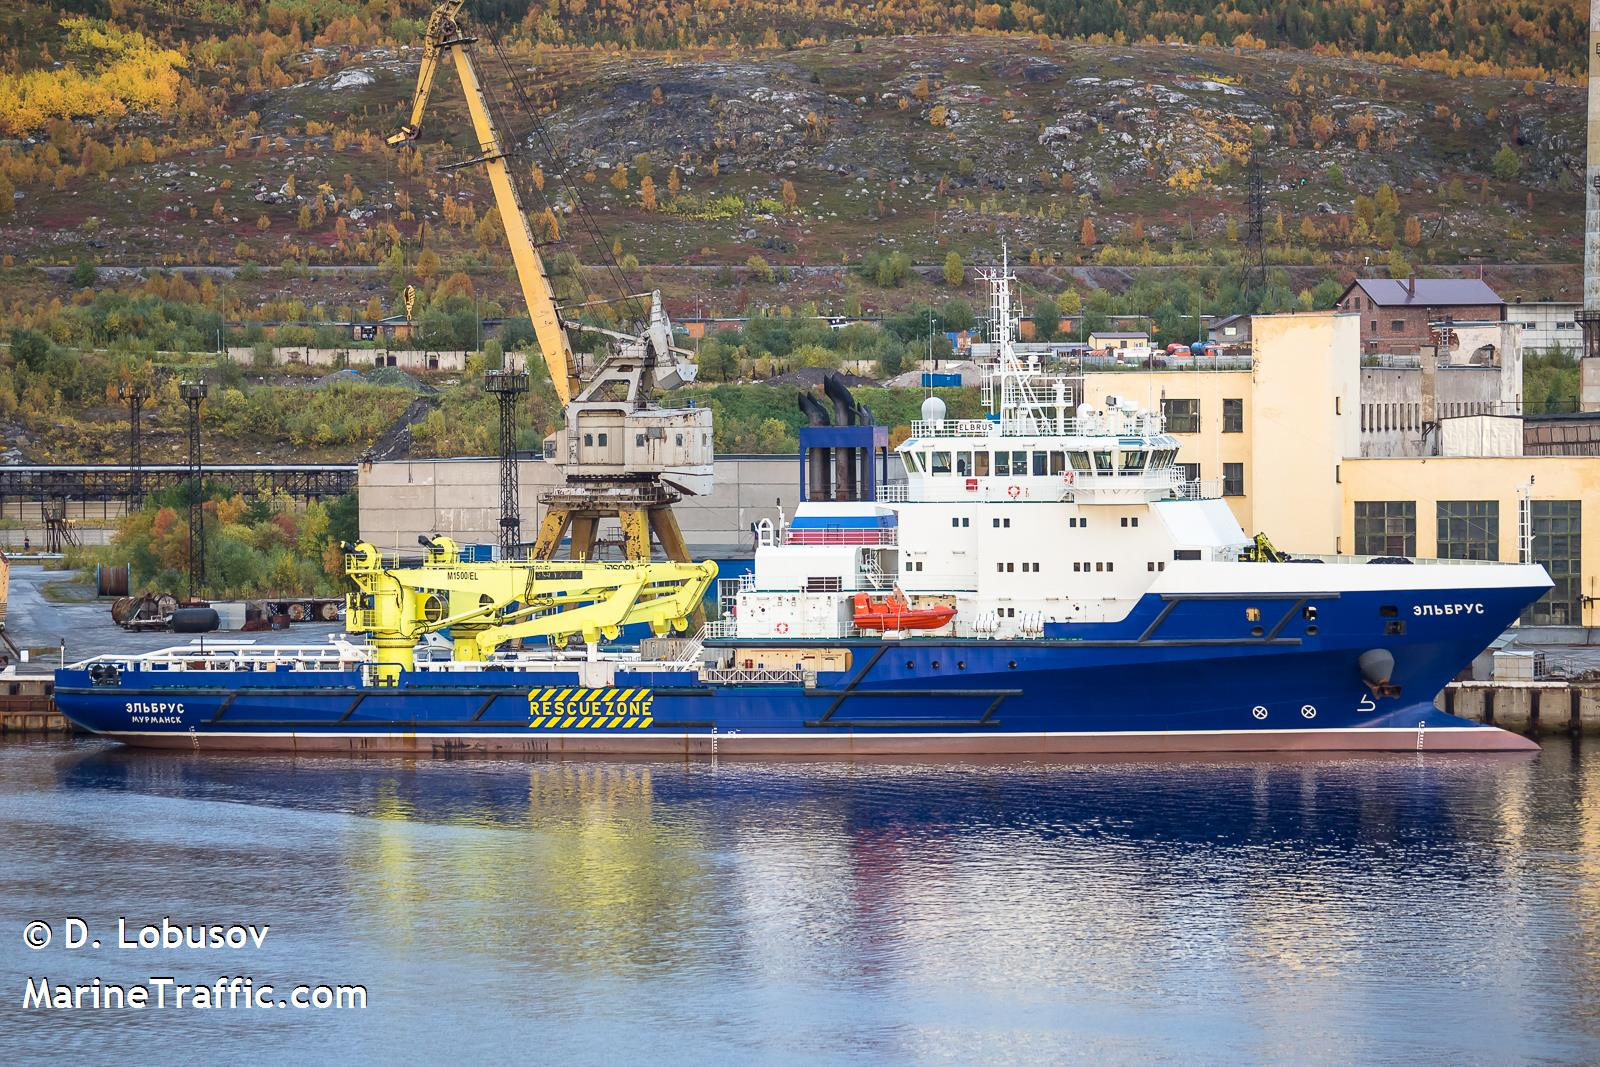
top-left (728, 251), bottom-right (1249, 641)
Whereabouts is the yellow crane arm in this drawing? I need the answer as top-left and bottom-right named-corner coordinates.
top-left (342, 539), bottom-right (716, 677)
top-left (387, 2), bottom-right (583, 404)
top-left (387, 0), bottom-right (465, 146)
top-left (462, 562), bottom-right (715, 656)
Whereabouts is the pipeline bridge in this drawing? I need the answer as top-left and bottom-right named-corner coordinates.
top-left (0, 464), bottom-right (358, 523)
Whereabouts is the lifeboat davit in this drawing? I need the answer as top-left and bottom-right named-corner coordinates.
top-left (852, 591), bottom-right (956, 631)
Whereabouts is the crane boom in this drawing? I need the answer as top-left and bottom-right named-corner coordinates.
top-left (343, 537), bottom-right (716, 680)
top-left (388, 3), bottom-right (582, 404)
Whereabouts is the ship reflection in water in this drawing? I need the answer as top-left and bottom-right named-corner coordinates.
top-left (4, 741), bottom-right (1599, 1065)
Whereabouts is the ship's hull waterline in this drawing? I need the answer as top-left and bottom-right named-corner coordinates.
top-left (54, 584), bottom-right (1545, 755)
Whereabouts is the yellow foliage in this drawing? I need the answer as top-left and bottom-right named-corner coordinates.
top-left (0, 17), bottom-right (187, 136)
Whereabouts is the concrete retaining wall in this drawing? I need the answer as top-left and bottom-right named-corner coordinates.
top-left (225, 347), bottom-right (478, 373)
top-left (358, 454), bottom-right (803, 557)
top-left (1443, 680), bottom-right (1600, 735)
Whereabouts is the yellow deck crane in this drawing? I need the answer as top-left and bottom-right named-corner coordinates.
top-left (389, 2), bottom-right (713, 564)
top-left (344, 536), bottom-right (716, 681)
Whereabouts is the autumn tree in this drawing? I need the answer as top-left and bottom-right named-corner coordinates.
top-left (297, 204), bottom-right (312, 230)
top-left (212, 198), bottom-right (224, 220)
top-left (912, 77), bottom-right (930, 102)
top-left (640, 175), bottom-right (658, 211)
top-left (1079, 216), bottom-right (1097, 246)
top-left (781, 180), bottom-right (797, 209)
top-left (1403, 216), bottom-right (1422, 246)
top-left (416, 249), bottom-right (440, 281)
top-left (667, 168), bottom-right (681, 195)
top-left (610, 164), bottom-right (628, 190)
top-left (944, 251), bottom-right (964, 287)
top-left (256, 213), bottom-right (270, 232)
top-left (1309, 114), bottom-right (1334, 148)
top-left (1491, 145), bottom-right (1521, 181)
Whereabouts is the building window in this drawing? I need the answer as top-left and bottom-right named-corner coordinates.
top-left (1523, 501), bottom-right (1581, 626)
top-left (1354, 500), bottom-right (1417, 557)
top-left (1161, 398), bottom-right (1200, 434)
top-left (1222, 399), bottom-right (1243, 433)
top-left (1222, 463), bottom-right (1244, 497)
top-left (1437, 501), bottom-right (1498, 562)
top-left (1176, 462), bottom-right (1200, 484)
top-left (1390, 319), bottom-right (1405, 331)
top-left (1370, 319), bottom-right (1377, 332)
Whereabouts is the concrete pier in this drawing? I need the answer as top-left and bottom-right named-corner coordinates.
top-left (0, 673), bottom-right (70, 733)
top-left (1445, 681), bottom-right (1600, 736)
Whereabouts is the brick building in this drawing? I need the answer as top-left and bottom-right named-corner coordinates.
top-left (1335, 278), bottom-right (1505, 355)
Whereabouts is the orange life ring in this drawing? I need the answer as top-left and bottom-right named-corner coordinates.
top-left (1007, 484), bottom-right (1021, 499)
top-left (775, 622), bottom-right (789, 634)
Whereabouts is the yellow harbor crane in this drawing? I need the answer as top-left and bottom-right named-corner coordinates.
top-left (344, 536), bottom-right (716, 680)
top-left (389, 1), bottom-right (713, 564)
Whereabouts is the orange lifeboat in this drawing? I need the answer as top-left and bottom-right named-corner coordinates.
top-left (852, 590), bottom-right (956, 631)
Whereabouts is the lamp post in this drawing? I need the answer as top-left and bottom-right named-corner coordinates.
top-left (180, 380), bottom-right (208, 601)
top-left (116, 381), bottom-right (149, 511)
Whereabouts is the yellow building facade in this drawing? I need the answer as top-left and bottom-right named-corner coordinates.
top-left (1083, 311), bottom-right (1600, 627)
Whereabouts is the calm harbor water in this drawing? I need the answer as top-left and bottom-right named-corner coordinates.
top-left (2, 739), bottom-right (1599, 1065)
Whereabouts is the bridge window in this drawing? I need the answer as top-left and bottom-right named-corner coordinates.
top-left (1093, 451), bottom-right (1113, 473)
top-left (974, 452), bottom-right (990, 476)
top-left (1120, 449), bottom-right (1146, 472)
top-left (1032, 452), bottom-right (1048, 476)
top-left (955, 451), bottom-right (973, 476)
top-left (905, 452), bottom-right (925, 473)
top-left (1049, 451), bottom-right (1066, 475)
top-left (931, 451), bottom-right (951, 475)
top-left (1068, 451), bottom-right (1092, 473)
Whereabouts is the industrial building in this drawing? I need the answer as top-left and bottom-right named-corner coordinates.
top-left (1334, 277), bottom-right (1506, 355)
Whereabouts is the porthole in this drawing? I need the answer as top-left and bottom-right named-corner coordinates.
top-left (1306, 625), bottom-right (1320, 636)
top-left (1250, 626), bottom-right (1264, 637)
top-left (957, 661), bottom-right (966, 670)
top-left (932, 660), bottom-right (941, 669)
top-left (906, 660), bottom-right (915, 670)
top-left (1008, 660), bottom-right (1018, 670)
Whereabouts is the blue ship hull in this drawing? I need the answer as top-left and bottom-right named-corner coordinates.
top-left (54, 584), bottom-right (1542, 753)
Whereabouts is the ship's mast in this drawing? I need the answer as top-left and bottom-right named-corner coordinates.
top-left (977, 244), bottom-right (1071, 435)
